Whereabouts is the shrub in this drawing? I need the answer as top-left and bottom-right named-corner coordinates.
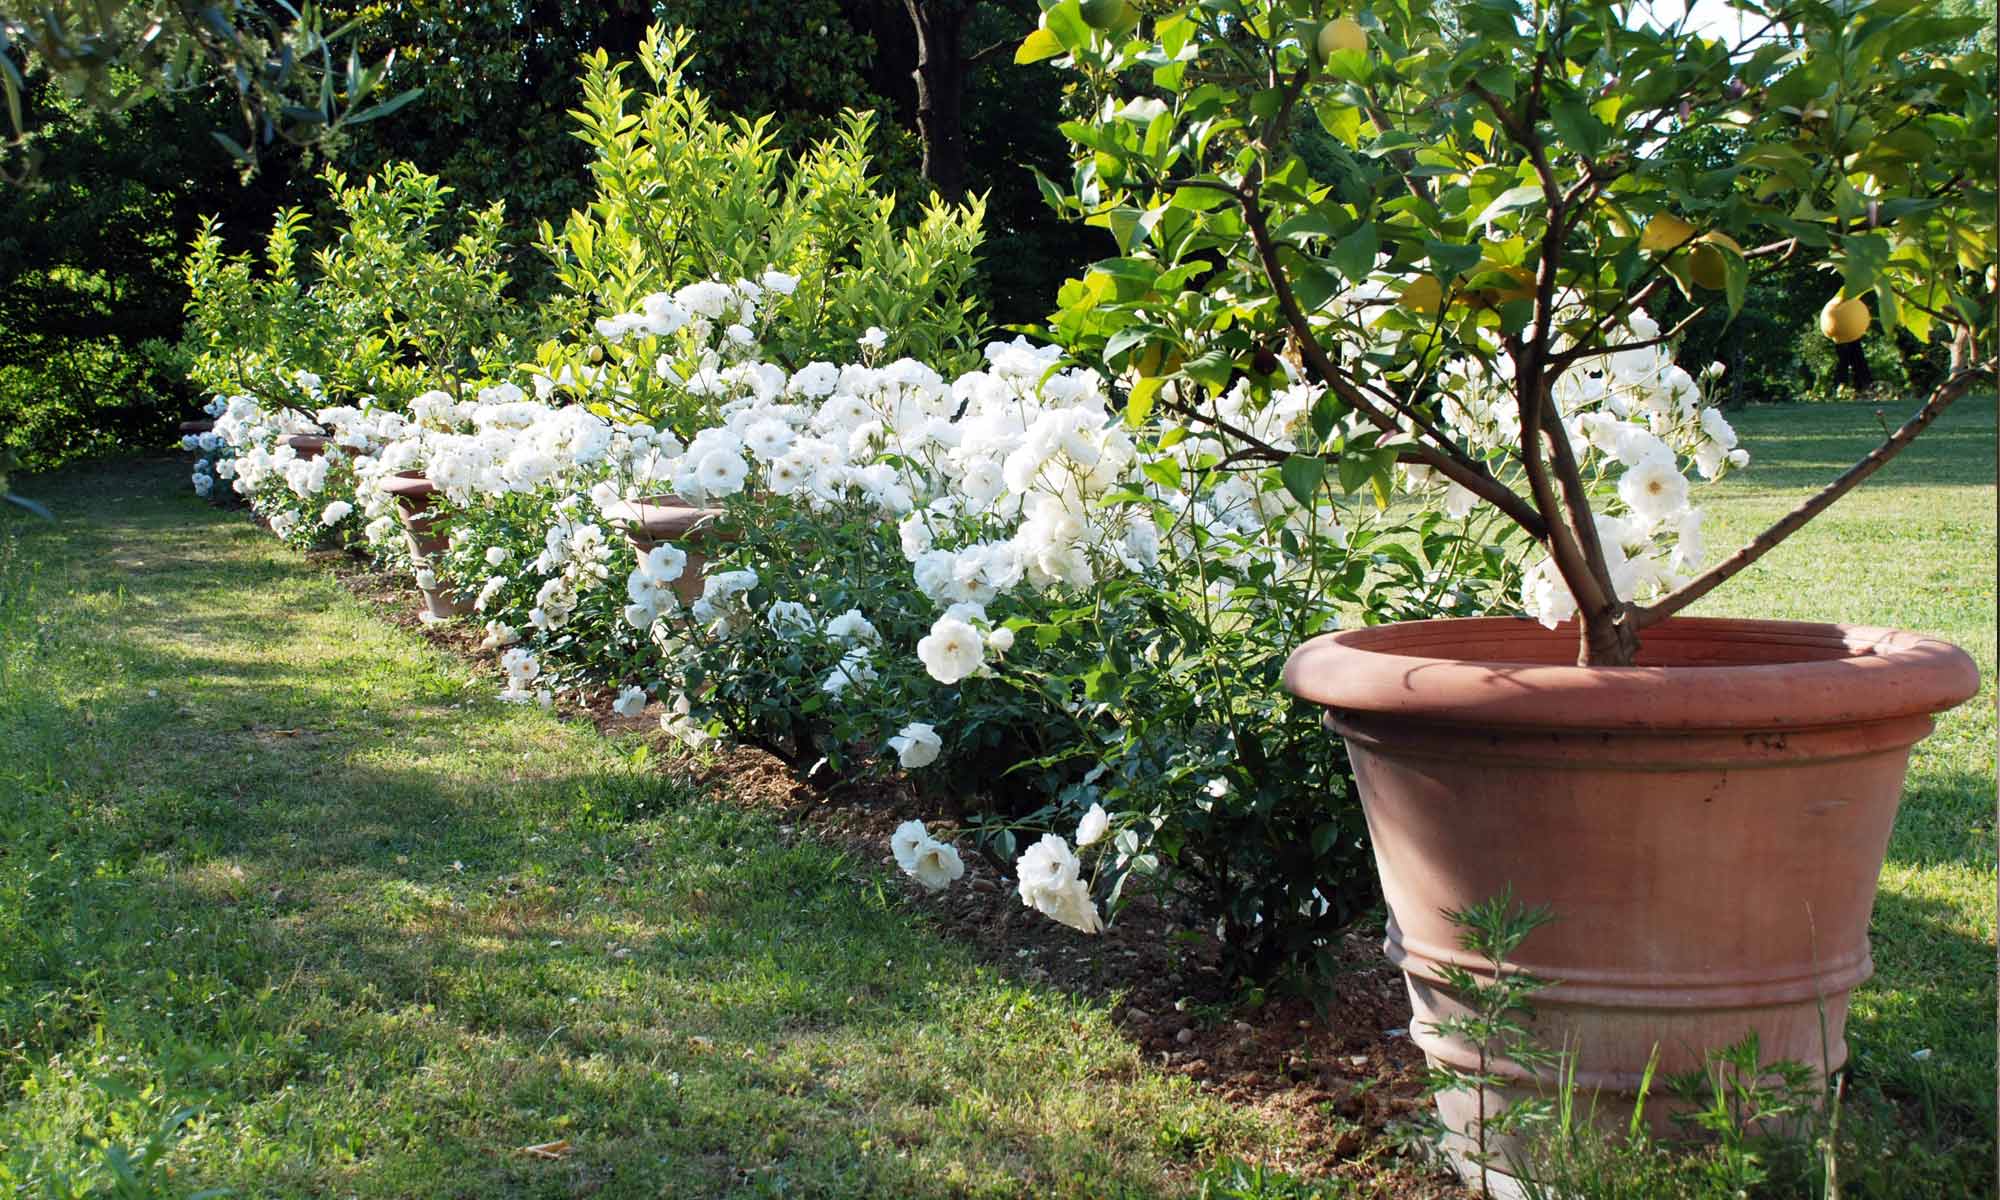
top-left (536, 26), bottom-right (988, 384)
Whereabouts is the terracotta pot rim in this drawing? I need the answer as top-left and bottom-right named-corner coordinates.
top-left (601, 494), bottom-right (731, 543)
top-left (1283, 616), bottom-right (1978, 732)
top-left (379, 471), bottom-right (438, 500)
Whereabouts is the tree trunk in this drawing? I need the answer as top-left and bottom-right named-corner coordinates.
top-left (904, 0), bottom-right (971, 198)
top-left (1832, 338), bottom-right (1875, 391)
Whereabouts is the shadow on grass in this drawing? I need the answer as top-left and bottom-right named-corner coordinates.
top-left (4, 468), bottom-right (1226, 1197)
top-left (1719, 398), bottom-right (1995, 492)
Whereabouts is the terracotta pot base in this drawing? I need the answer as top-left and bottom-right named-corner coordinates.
top-left (1283, 617), bottom-right (1978, 1189)
top-left (379, 472), bottom-right (473, 618)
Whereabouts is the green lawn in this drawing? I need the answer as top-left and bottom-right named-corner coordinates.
top-left (1691, 398), bottom-right (1995, 1184)
top-left (0, 462), bottom-right (1321, 1198)
top-left (0, 399), bottom-right (1991, 1199)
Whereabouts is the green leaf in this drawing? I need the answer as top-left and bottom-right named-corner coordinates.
top-left (1336, 448), bottom-right (1374, 495)
top-left (1317, 100), bottom-right (1364, 147)
top-left (1474, 184), bottom-right (1545, 227)
top-left (1423, 240), bottom-right (1483, 277)
top-left (1126, 376), bottom-right (1162, 428)
top-left (1329, 222), bottom-right (1378, 283)
top-left (1309, 390), bottom-right (1348, 441)
top-left (1840, 234), bottom-right (1892, 295)
top-left (1044, 2), bottom-right (1091, 53)
top-left (1083, 658), bottom-right (1121, 701)
top-left (344, 86), bottom-right (422, 126)
top-left (1722, 244), bottom-right (1747, 322)
top-left (1370, 462), bottom-right (1394, 510)
top-left (1024, 26), bottom-right (1072, 59)
top-left (1548, 99), bottom-right (1609, 158)
top-left (1183, 349), bottom-right (1235, 393)
top-left (1141, 458), bottom-right (1182, 492)
top-left (1280, 455), bottom-right (1325, 505)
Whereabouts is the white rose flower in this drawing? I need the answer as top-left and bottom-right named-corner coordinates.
top-left (821, 649), bottom-right (877, 696)
top-left (743, 417), bottom-right (796, 462)
top-left (485, 546), bottom-right (510, 566)
top-left (891, 819), bottom-right (931, 872)
top-left (887, 722), bottom-right (942, 769)
top-left (898, 513), bottom-right (934, 561)
top-left (1016, 833), bottom-right (1080, 903)
top-left (909, 839), bottom-right (965, 892)
top-left (986, 626), bottom-right (1015, 655)
top-left (767, 599), bottom-right (815, 637)
top-left (1038, 879), bottom-right (1105, 934)
top-left (916, 616), bottom-right (985, 684)
top-left (1076, 804), bottom-right (1109, 847)
top-left (1699, 406), bottom-right (1737, 449)
top-left (613, 685), bottom-right (647, 717)
top-left (823, 609), bottom-right (879, 647)
top-left (1618, 456), bottom-right (1691, 524)
top-left (859, 326), bottom-right (889, 352)
top-left (321, 500), bottom-right (353, 526)
top-left (695, 449), bottom-right (749, 496)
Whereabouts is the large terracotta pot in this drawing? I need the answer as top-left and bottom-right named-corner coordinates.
top-left (1282, 616), bottom-right (1977, 1187)
top-left (282, 434), bottom-right (329, 460)
top-left (379, 472), bottom-right (473, 619)
top-left (178, 419), bottom-right (215, 436)
top-left (600, 494), bottom-right (731, 608)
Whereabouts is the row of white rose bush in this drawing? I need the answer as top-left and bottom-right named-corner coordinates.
top-left (185, 272), bottom-right (1745, 955)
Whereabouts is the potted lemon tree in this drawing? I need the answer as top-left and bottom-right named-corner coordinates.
top-left (1028, 0), bottom-right (1992, 1185)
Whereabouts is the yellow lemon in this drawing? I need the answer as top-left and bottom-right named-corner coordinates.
top-left (1819, 295), bottom-right (1870, 343)
top-left (1639, 212), bottom-right (1696, 254)
top-left (1317, 17), bottom-right (1367, 61)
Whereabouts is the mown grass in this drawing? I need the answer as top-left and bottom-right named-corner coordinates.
top-left (1, 396), bottom-right (1991, 1199)
top-left (1689, 397), bottom-right (1995, 1192)
top-left (0, 461), bottom-right (1322, 1199)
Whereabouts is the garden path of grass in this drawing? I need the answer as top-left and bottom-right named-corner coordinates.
top-left (0, 460), bottom-right (1334, 1199)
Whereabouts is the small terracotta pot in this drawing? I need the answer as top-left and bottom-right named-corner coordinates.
top-left (283, 434), bottom-right (329, 460)
top-left (1283, 616), bottom-right (1977, 1188)
top-left (379, 471), bottom-right (474, 619)
top-left (600, 494), bottom-right (732, 608)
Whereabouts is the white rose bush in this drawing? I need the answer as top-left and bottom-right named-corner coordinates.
top-left (164, 5), bottom-right (1993, 989)
top-left (184, 268), bottom-right (1752, 975)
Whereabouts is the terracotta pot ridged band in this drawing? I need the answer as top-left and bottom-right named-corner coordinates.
top-left (379, 472), bottom-right (473, 619)
top-left (1283, 617), bottom-right (1977, 1182)
top-left (283, 434), bottom-right (329, 460)
top-left (600, 495), bottom-right (732, 609)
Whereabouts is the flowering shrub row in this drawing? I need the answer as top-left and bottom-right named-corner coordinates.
top-left (190, 257), bottom-right (1743, 978)
top-left (174, 21), bottom-right (1751, 983)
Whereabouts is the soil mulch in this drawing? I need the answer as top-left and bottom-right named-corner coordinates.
top-left (324, 552), bottom-right (1467, 1196)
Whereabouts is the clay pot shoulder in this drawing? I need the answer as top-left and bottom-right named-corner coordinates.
top-left (601, 494), bottom-right (735, 608)
top-left (1283, 616), bottom-right (1978, 1187)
